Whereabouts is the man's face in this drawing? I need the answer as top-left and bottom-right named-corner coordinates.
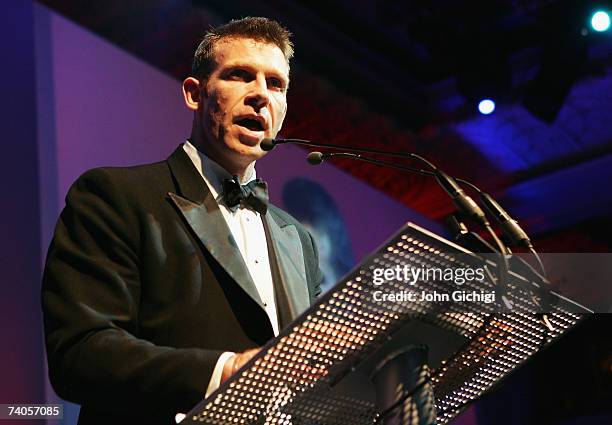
top-left (198, 37), bottom-right (289, 169)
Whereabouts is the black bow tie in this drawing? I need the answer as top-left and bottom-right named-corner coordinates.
top-left (222, 176), bottom-right (269, 214)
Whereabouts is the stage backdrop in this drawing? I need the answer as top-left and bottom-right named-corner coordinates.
top-left (31, 3), bottom-right (474, 424)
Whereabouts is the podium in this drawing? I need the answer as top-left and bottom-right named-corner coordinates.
top-left (181, 223), bottom-right (591, 424)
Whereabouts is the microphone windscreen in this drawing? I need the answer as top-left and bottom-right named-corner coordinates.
top-left (260, 138), bottom-right (276, 151)
top-left (307, 151), bottom-right (324, 165)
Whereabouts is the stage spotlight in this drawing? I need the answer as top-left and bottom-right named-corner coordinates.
top-left (478, 99), bottom-right (496, 115)
top-left (591, 10), bottom-right (611, 32)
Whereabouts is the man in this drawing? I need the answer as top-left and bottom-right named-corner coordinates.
top-left (42, 17), bottom-right (322, 425)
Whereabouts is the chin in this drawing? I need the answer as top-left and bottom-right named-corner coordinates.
top-left (234, 135), bottom-right (268, 154)
top-left (229, 144), bottom-right (265, 162)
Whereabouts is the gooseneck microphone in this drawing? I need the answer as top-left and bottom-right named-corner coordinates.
top-left (262, 137), bottom-right (436, 167)
top-left (308, 151), bottom-right (492, 235)
top-left (305, 151), bottom-right (325, 165)
top-left (481, 193), bottom-right (533, 249)
top-left (308, 150), bottom-right (515, 316)
top-left (309, 149), bottom-right (550, 287)
top-left (313, 149), bottom-right (555, 325)
top-left (260, 138), bottom-right (280, 152)
top-left (304, 145), bottom-right (551, 329)
top-left (270, 137), bottom-right (542, 273)
top-left (433, 169), bottom-right (489, 228)
top-left (285, 142), bottom-right (489, 231)
top-left (305, 147), bottom-right (541, 271)
top-left (455, 179), bottom-right (544, 276)
top-left (306, 152), bottom-right (431, 176)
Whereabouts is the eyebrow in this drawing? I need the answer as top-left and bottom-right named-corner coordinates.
top-left (222, 62), bottom-right (290, 86)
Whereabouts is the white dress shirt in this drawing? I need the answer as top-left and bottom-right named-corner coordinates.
top-left (182, 141), bottom-right (279, 400)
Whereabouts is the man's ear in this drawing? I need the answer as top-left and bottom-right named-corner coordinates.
top-left (182, 77), bottom-right (201, 111)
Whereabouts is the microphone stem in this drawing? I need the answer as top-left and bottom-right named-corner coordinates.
top-left (529, 246), bottom-right (547, 276)
top-left (280, 138), bottom-right (437, 169)
top-left (317, 149), bottom-right (549, 330)
top-left (327, 153), bottom-right (435, 177)
top-left (327, 153), bottom-right (512, 308)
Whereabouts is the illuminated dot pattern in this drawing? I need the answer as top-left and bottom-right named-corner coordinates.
top-left (186, 226), bottom-right (586, 424)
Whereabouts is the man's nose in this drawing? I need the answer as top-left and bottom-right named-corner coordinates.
top-left (245, 75), bottom-right (270, 111)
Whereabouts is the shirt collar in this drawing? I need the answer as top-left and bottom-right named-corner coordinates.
top-left (182, 140), bottom-right (257, 201)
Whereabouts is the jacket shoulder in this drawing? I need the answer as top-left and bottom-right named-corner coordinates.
top-left (68, 160), bottom-right (171, 199)
top-left (75, 160), bottom-right (168, 184)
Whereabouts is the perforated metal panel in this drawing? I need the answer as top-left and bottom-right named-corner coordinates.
top-left (183, 223), bottom-right (588, 425)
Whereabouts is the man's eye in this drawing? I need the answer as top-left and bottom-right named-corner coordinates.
top-left (228, 69), bottom-right (251, 80)
top-left (268, 78), bottom-right (285, 90)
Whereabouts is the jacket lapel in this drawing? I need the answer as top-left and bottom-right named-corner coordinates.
top-left (264, 211), bottom-right (310, 320)
top-left (166, 146), bottom-right (265, 309)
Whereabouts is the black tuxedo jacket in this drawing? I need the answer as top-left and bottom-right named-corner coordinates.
top-left (42, 146), bottom-right (322, 424)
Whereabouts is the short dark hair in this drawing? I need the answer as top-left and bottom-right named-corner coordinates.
top-left (192, 17), bottom-right (293, 80)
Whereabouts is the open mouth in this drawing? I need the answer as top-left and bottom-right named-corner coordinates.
top-left (235, 117), bottom-right (265, 132)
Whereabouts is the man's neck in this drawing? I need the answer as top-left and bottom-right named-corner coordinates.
top-left (189, 139), bottom-right (255, 183)
top-left (219, 160), bottom-right (255, 184)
